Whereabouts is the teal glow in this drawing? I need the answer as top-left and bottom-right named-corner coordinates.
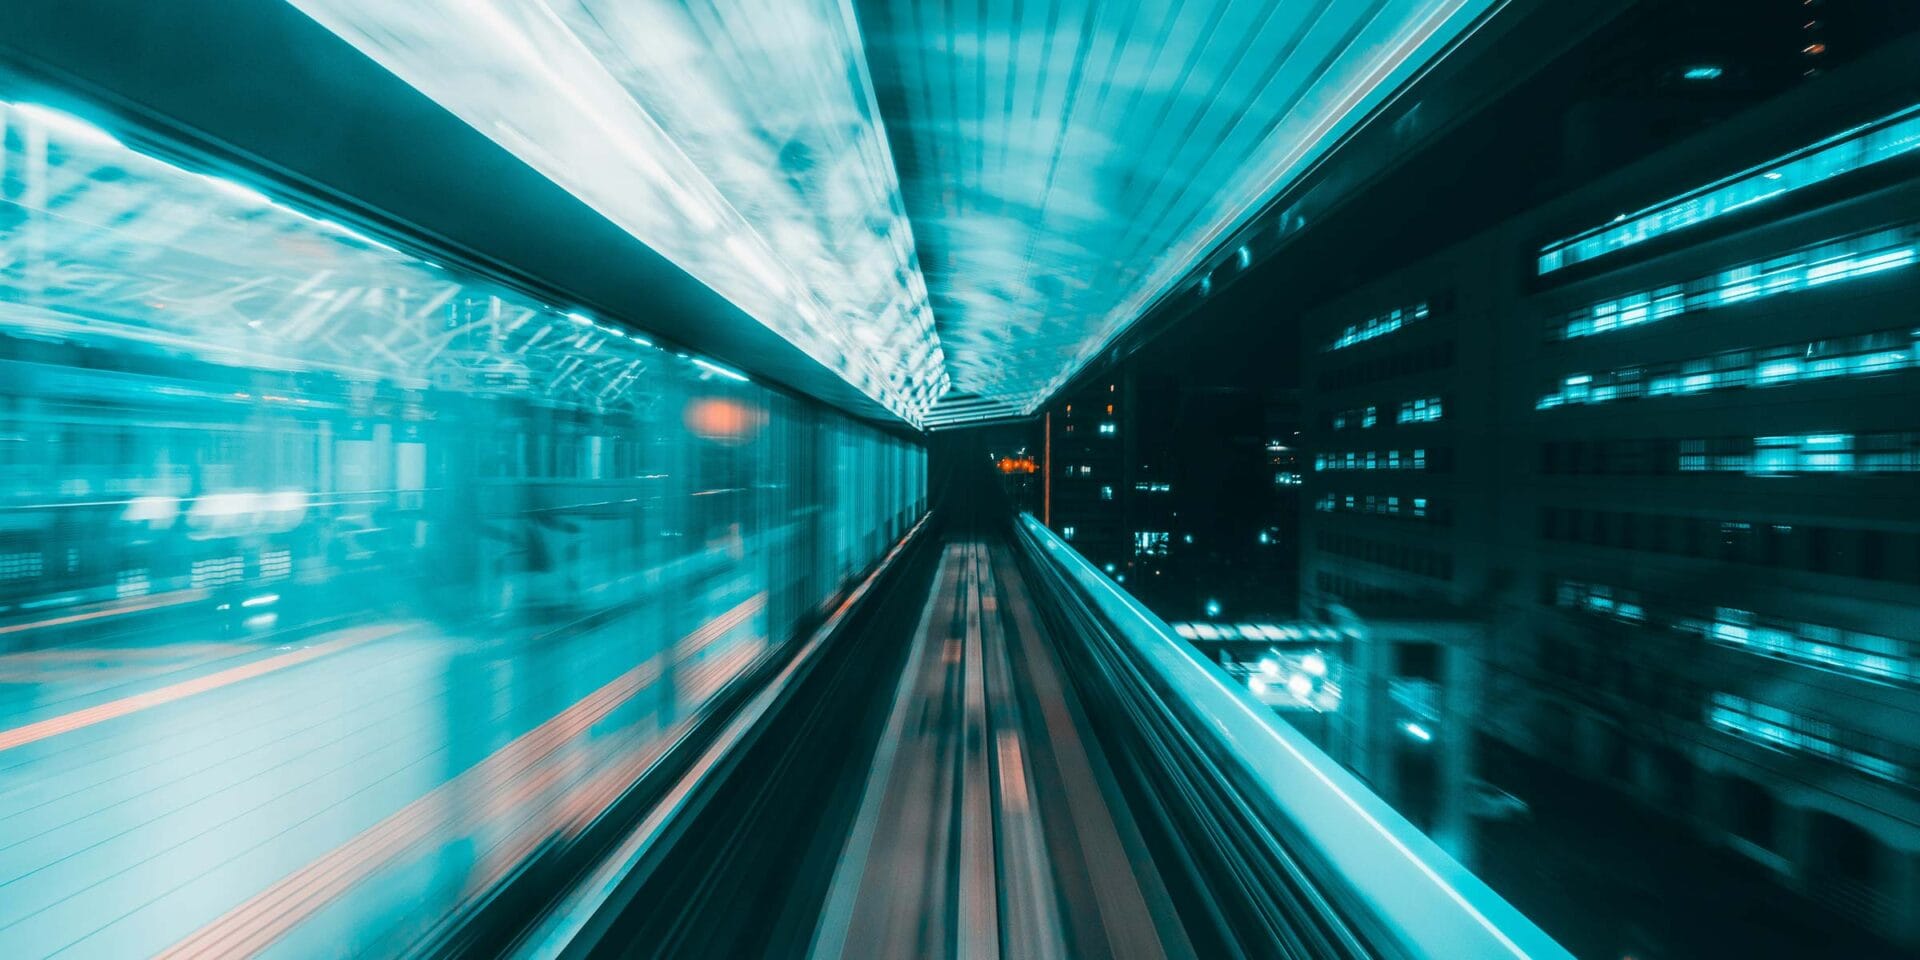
top-left (1536, 324), bottom-right (1918, 410)
top-left (0, 90), bottom-right (931, 955)
top-left (1538, 104), bottom-right (1920, 275)
top-left (1328, 302), bottom-right (1430, 351)
top-left (1671, 432), bottom-right (1920, 475)
top-left (286, 0), bottom-right (949, 425)
top-left (290, 0), bottom-right (1499, 422)
top-left (1708, 608), bottom-right (1910, 684)
top-left (1709, 694), bottom-right (1905, 784)
top-left (1556, 225), bottom-right (1920, 340)
top-left (0, 98), bottom-right (732, 414)
top-left (1015, 514), bottom-right (1574, 960)
top-left (1682, 65), bottom-right (1723, 80)
top-left (1314, 449), bottom-right (1428, 472)
top-left (1396, 396), bottom-right (1443, 424)
top-left (692, 358), bottom-right (751, 383)
top-left (1314, 493), bottom-right (1438, 522)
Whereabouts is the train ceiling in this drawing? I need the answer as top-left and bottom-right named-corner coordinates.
top-left (283, 0), bottom-right (1500, 427)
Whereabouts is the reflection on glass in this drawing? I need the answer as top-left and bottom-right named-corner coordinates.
top-left (0, 99), bottom-right (923, 956)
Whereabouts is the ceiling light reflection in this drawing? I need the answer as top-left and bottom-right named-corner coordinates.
top-left (287, 0), bottom-right (948, 425)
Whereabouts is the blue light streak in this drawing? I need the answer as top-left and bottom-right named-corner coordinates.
top-left (1538, 104), bottom-right (1920, 275)
top-left (692, 358), bottom-right (750, 383)
top-left (1556, 225), bottom-right (1920, 340)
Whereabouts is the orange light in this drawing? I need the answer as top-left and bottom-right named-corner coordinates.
top-left (684, 397), bottom-right (764, 440)
top-left (997, 456), bottom-right (1038, 475)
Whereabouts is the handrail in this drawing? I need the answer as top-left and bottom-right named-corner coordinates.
top-left (1015, 513), bottom-right (1573, 960)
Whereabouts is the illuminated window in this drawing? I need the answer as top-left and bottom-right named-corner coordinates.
top-left (1331, 405), bottom-right (1378, 430)
top-left (1556, 225), bottom-right (1919, 340)
top-left (1100, 484), bottom-right (1114, 501)
top-left (1314, 448), bottom-right (1438, 472)
top-left (1098, 422), bottom-right (1117, 435)
top-left (1326, 301), bottom-right (1430, 351)
top-left (0, 552), bottom-right (42, 581)
top-left (1555, 579), bottom-right (1645, 623)
top-left (1397, 396), bottom-right (1442, 423)
top-left (1062, 525), bottom-right (1076, 541)
top-left (1709, 693), bottom-right (1904, 784)
top-left (1707, 608), bottom-right (1911, 683)
top-left (1539, 323), bottom-right (1918, 409)
top-left (1538, 103), bottom-right (1920, 275)
top-left (1313, 492), bottom-right (1441, 522)
top-left (1133, 531), bottom-right (1170, 557)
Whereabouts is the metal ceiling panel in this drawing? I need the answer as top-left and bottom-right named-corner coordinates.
top-left (859, 0), bottom-right (1502, 420)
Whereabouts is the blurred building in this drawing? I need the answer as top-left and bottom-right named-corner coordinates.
top-left (1044, 370), bottom-right (1297, 621)
top-left (1300, 40), bottom-right (1920, 945)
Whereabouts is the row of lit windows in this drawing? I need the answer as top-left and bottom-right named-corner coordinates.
top-left (1539, 432), bottom-right (1920, 476)
top-left (1708, 693), bottom-right (1907, 785)
top-left (1537, 103), bottom-right (1920, 275)
top-left (1398, 396), bottom-right (1443, 423)
top-left (1552, 225), bottom-right (1918, 341)
top-left (1680, 432), bottom-right (1920, 475)
top-left (1331, 405), bottom-right (1378, 430)
top-left (1554, 579), bottom-right (1645, 622)
top-left (0, 552), bottom-right (42, 582)
top-left (1536, 324), bottom-right (1917, 410)
top-left (1550, 578), bottom-right (1911, 686)
top-left (1540, 507), bottom-right (1920, 584)
top-left (1313, 493), bottom-right (1445, 524)
top-left (1134, 531), bottom-right (1170, 557)
top-left (1329, 395), bottom-right (1445, 430)
top-left (1314, 448), bottom-right (1445, 472)
top-left (1133, 481), bottom-right (1171, 494)
top-left (1697, 608), bottom-right (1911, 685)
top-left (1314, 532), bottom-right (1454, 581)
top-left (1317, 339), bottom-right (1455, 392)
top-left (1326, 302), bottom-right (1430, 351)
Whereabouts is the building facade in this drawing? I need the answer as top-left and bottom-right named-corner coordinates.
top-left (1301, 48), bottom-right (1920, 944)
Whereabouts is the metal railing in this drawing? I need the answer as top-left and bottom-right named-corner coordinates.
top-left (1015, 513), bottom-right (1572, 960)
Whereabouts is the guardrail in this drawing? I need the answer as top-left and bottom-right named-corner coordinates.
top-left (1015, 513), bottom-right (1572, 960)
